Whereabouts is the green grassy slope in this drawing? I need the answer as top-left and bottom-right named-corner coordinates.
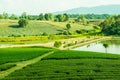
top-left (0, 19), bottom-right (93, 36)
top-left (0, 47), bottom-right (52, 65)
top-left (43, 50), bottom-right (120, 60)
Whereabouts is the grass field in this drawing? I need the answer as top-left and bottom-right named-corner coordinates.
top-left (0, 47), bottom-right (52, 65)
top-left (3, 59), bottom-right (120, 80)
top-left (1, 49), bottom-right (120, 80)
top-left (43, 50), bottom-right (120, 60)
top-left (0, 19), bottom-right (94, 37)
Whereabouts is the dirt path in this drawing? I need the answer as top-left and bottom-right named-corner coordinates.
top-left (0, 51), bottom-right (54, 79)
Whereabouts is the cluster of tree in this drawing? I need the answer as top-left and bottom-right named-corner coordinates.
top-left (68, 14), bottom-right (110, 19)
top-left (19, 12), bottom-right (54, 21)
top-left (99, 15), bottom-right (120, 35)
top-left (55, 14), bottom-right (69, 22)
top-left (0, 12), bottom-right (70, 22)
top-left (0, 12), bottom-right (110, 20)
top-left (56, 23), bottom-right (72, 35)
top-left (27, 13), bottom-right (54, 21)
top-left (76, 26), bottom-right (101, 35)
top-left (75, 15), bottom-right (88, 25)
top-left (0, 12), bottom-right (19, 20)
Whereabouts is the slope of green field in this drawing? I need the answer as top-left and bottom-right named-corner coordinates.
top-left (2, 50), bottom-right (120, 80)
top-left (0, 47), bottom-right (52, 65)
top-left (0, 20), bottom-right (60, 36)
top-left (43, 50), bottom-right (120, 60)
top-left (0, 19), bottom-right (93, 36)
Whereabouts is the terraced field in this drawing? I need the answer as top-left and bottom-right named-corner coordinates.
top-left (1, 50), bottom-right (120, 80)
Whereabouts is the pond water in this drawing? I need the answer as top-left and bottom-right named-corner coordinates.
top-left (73, 39), bottom-right (120, 54)
top-left (0, 44), bottom-right (14, 48)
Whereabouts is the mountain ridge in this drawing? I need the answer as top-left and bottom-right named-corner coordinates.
top-left (55, 5), bottom-right (120, 14)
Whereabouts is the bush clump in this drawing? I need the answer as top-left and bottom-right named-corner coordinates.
top-left (54, 41), bottom-right (62, 48)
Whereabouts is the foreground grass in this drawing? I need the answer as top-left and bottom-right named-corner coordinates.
top-left (43, 50), bottom-right (120, 60)
top-left (3, 59), bottom-right (120, 80)
top-left (2, 50), bottom-right (120, 80)
top-left (0, 47), bottom-right (52, 65)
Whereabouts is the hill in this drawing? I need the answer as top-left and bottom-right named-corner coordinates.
top-left (0, 19), bottom-right (93, 37)
top-left (55, 5), bottom-right (120, 14)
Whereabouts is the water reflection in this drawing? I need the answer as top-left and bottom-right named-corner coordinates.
top-left (73, 40), bottom-right (120, 54)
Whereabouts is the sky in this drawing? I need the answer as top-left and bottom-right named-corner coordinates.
top-left (0, 0), bottom-right (120, 15)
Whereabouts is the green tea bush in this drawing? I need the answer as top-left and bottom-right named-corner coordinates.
top-left (0, 63), bottom-right (16, 71)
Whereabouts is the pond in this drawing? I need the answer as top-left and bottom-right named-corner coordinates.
top-left (73, 39), bottom-right (120, 54)
top-left (0, 44), bottom-right (14, 48)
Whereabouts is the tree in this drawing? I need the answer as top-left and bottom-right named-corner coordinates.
top-left (18, 19), bottom-right (28, 27)
top-left (56, 14), bottom-right (69, 22)
top-left (27, 15), bottom-right (38, 20)
top-left (103, 43), bottom-right (109, 53)
top-left (66, 23), bottom-right (71, 30)
top-left (65, 23), bottom-right (71, 35)
top-left (56, 14), bottom-right (64, 22)
top-left (63, 13), bottom-right (69, 21)
top-left (99, 15), bottom-right (120, 35)
top-left (54, 41), bottom-right (62, 48)
top-left (44, 13), bottom-right (49, 20)
top-left (3, 12), bottom-right (8, 19)
top-left (9, 14), bottom-right (19, 20)
top-left (21, 12), bottom-right (27, 19)
top-left (100, 16), bottom-right (115, 32)
top-left (49, 13), bottom-right (54, 21)
top-left (38, 13), bottom-right (44, 20)
top-left (76, 15), bottom-right (88, 25)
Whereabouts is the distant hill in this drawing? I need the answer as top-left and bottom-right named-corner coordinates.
top-left (55, 5), bottom-right (120, 14)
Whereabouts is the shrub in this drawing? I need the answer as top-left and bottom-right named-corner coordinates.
top-left (18, 18), bottom-right (28, 27)
top-left (54, 41), bottom-right (62, 48)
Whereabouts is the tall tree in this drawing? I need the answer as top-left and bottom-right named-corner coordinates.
top-left (3, 12), bottom-right (8, 19)
top-left (56, 14), bottom-right (65, 22)
top-left (38, 13), bottom-right (44, 20)
top-left (21, 12), bottom-right (27, 19)
top-left (64, 13), bottom-right (69, 21)
top-left (49, 13), bottom-right (54, 21)
top-left (99, 15), bottom-right (120, 35)
top-left (103, 43), bottom-right (109, 53)
top-left (9, 14), bottom-right (19, 20)
top-left (76, 15), bottom-right (88, 25)
top-left (44, 13), bottom-right (49, 20)
top-left (66, 23), bottom-right (71, 30)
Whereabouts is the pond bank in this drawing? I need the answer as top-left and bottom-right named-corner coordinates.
top-left (0, 36), bottom-right (112, 50)
top-left (60, 37), bottom-right (112, 50)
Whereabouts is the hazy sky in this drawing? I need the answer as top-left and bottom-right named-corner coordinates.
top-left (0, 0), bottom-right (120, 15)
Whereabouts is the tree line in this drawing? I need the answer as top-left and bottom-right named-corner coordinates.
top-left (68, 14), bottom-right (110, 19)
top-left (0, 12), bottom-right (110, 21)
top-left (100, 15), bottom-right (120, 35)
top-left (0, 12), bottom-right (69, 22)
